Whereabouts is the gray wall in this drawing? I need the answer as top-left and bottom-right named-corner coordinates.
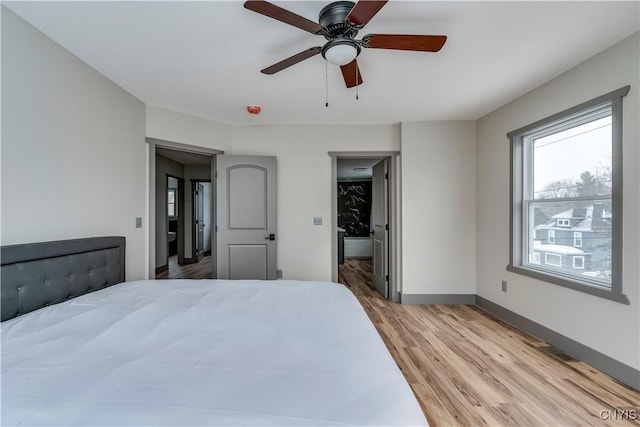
top-left (155, 154), bottom-right (184, 268)
top-left (1, 7), bottom-right (148, 280)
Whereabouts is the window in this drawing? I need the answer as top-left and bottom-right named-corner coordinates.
top-left (530, 251), bottom-right (541, 265)
top-left (508, 86), bottom-right (629, 304)
top-left (573, 232), bottom-right (582, 247)
top-left (168, 189), bottom-right (177, 217)
top-left (545, 253), bottom-right (562, 267)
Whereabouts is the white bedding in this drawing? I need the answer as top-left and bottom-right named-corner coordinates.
top-left (2, 279), bottom-right (427, 426)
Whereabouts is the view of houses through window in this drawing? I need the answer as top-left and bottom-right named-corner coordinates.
top-left (525, 111), bottom-right (612, 287)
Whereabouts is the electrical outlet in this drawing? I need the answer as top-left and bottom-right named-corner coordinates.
top-left (276, 269), bottom-right (283, 279)
top-left (501, 280), bottom-right (507, 292)
top-left (135, 217), bottom-right (142, 228)
top-left (313, 216), bottom-right (322, 225)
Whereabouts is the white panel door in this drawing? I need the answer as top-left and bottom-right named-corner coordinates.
top-left (371, 159), bottom-right (388, 298)
top-left (216, 155), bottom-right (277, 280)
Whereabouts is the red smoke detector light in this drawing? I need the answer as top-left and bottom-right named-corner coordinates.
top-left (247, 105), bottom-right (261, 115)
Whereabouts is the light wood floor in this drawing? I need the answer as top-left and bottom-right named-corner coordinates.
top-left (156, 255), bottom-right (212, 280)
top-left (339, 259), bottom-right (640, 427)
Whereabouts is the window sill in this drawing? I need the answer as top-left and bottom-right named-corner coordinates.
top-left (506, 264), bottom-right (629, 304)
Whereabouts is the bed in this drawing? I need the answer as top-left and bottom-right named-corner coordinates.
top-left (1, 237), bottom-right (427, 426)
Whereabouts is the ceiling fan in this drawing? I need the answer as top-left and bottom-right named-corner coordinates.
top-left (244, 0), bottom-right (447, 88)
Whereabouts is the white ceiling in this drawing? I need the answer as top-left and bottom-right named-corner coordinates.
top-left (337, 157), bottom-right (383, 179)
top-left (5, 1), bottom-right (638, 126)
top-left (156, 147), bottom-right (213, 165)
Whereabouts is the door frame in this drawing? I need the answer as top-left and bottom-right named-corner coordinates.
top-left (329, 151), bottom-right (401, 302)
top-left (166, 174), bottom-right (185, 267)
top-left (191, 179), bottom-right (212, 263)
top-left (147, 137), bottom-right (223, 279)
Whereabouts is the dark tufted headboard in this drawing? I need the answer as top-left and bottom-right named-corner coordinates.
top-left (1, 236), bottom-right (125, 322)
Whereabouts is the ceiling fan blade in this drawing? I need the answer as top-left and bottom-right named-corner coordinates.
top-left (244, 1), bottom-right (324, 34)
top-left (346, 1), bottom-right (388, 27)
top-left (340, 59), bottom-right (363, 88)
top-left (261, 47), bottom-right (322, 75)
top-left (363, 34), bottom-right (447, 52)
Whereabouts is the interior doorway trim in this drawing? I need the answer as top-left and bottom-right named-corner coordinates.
top-left (328, 151), bottom-right (401, 302)
top-left (147, 137), bottom-right (223, 279)
top-left (191, 179), bottom-right (212, 264)
top-left (166, 174), bottom-right (185, 268)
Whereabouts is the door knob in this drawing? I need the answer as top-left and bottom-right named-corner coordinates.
top-left (265, 233), bottom-right (276, 241)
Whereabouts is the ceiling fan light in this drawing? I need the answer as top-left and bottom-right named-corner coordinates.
top-left (323, 40), bottom-right (359, 66)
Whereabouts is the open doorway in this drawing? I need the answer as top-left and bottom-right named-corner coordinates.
top-left (331, 152), bottom-right (399, 301)
top-left (336, 158), bottom-right (378, 291)
top-left (154, 146), bottom-right (214, 280)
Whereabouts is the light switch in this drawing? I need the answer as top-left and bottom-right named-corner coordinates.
top-left (313, 216), bottom-right (322, 225)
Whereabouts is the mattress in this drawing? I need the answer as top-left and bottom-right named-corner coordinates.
top-left (2, 279), bottom-right (427, 426)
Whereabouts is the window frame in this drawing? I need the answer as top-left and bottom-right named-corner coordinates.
top-left (548, 229), bottom-right (555, 244)
top-left (573, 231), bottom-right (582, 248)
top-left (167, 188), bottom-right (177, 218)
top-left (545, 253), bottom-right (562, 267)
top-left (531, 251), bottom-right (541, 265)
top-left (573, 256), bottom-right (585, 269)
top-left (507, 86), bottom-right (629, 304)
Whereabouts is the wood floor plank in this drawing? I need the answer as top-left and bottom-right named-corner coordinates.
top-left (156, 255), bottom-right (212, 280)
top-left (338, 258), bottom-right (640, 427)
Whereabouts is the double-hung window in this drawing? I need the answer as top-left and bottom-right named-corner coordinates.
top-left (508, 86), bottom-right (629, 304)
top-left (168, 189), bottom-right (177, 217)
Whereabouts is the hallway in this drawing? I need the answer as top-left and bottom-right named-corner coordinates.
top-left (156, 255), bottom-right (212, 280)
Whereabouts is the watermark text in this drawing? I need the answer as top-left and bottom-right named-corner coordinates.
top-left (599, 408), bottom-right (638, 421)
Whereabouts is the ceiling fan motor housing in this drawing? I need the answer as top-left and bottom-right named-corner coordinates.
top-left (319, 1), bottom-right (359, 40)
top-left (245, 0), bottom-right (448, 87)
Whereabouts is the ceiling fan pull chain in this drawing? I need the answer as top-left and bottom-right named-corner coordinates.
top-left (325, 59), bottom-right (329, 107)
top-left (355, 64), bottom-right (359, 100)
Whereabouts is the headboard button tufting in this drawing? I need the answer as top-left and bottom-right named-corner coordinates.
top-left (1, 236), bottom-right (125, 322)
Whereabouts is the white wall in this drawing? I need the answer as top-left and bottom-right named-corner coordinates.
top-left (400, 122), bottom-right (477, 296)
top-left (1, 8), bottom-right (148, 280)
top-left (230, 125), bottom-right (400, 281)
top-left (344, 237), bottom-right (372, 258)
top-left (476, 33), bottom-right (640, 369)
top-left (146, 106), bottom-right (232, 152)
